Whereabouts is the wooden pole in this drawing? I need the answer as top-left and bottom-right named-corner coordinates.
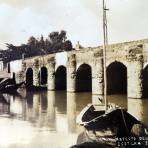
top-left (103, 0), bottom-right (108, 111)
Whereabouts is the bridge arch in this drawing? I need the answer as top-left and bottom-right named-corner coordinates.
top-left (40, 66), bottom-right (48, 85)
top-left (26, 67), bottom-right (33, 87)
top-left (144, 62), bottom-right (148, 69)
top-left (55, 65), bottom-right (67, 90)
top-left (107, 61), bottom-right (127, 95)
top-left (76, 62), bottom-right (92, 71)
top-left (76, 64), bottom-right (92, 92)
top-left (106, 60), bottom-right (128, 68)
top-left (143, 65), bottom-right (148, 97)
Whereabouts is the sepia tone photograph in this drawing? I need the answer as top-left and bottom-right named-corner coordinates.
top-left (0, 0), bottom-right (148, 147)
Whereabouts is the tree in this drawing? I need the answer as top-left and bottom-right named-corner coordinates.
top-left (27, 36), bottom-right (37, 46)
top-left (4, 30), bottom-right (73, 62)
top-left (63, 40), bottom-right (73, 51)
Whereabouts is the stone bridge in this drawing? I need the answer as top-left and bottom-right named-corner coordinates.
top-left (10, 39), bottom-right (148, 100)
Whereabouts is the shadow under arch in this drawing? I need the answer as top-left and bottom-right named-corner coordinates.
top-left (76, 64), bottom-right (92, 92)
top-left (55, 66), bottom-right (67, 90)
top-left (26, 68), bottom-right (33, 87)
top-left (107, 61), bottom-right (127, 95)
top-left (143, 65), bottom-right (148, 98)
top-left (40, 66), bottom-right (48, 85)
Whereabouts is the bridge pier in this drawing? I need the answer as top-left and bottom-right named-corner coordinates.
top-left (33, 59), bottom-right (40, 86)
top-left (21, 61), bottom-right (26, 83)
top-left (12, 40), bottom-right (148, 100)
top-left (47, 58), bottom-right (55, 90)
top-left (92, 58), bottom-right (104, 95)
top-left (15, 72), bottom-right (24, 83)
top-left (67, 54), bottom-right (76, 92)
top-left (127, 54), bottom-right (143, 98)
top-left (14, 61), bottom-right (26, 84)
top-left (92, 56), bottom-right (104, 104)
top-left (67, 92), bottom-right (76, 133)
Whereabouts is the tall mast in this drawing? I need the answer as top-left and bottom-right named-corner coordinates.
top-left (103, 0), bottom-right (108, 111)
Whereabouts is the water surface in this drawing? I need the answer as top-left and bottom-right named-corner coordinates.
top-left (0, 90), bottom-right (148, 148)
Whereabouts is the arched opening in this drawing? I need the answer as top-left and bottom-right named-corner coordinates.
top-left (26, 91), bottom-right (33, 108)
top-left (40, 91), bottom-right (48, 110)
top-left (55, 66), bottom-right (66, 90)
top-left (8, 63), bottom-right (10, 73)
top-left (26, 68), bottom-right (33, 87)
top-left (40, 66), bottom-right (48, 85)
top-left (76, 64), bottom-right (92, 92)
top-left (143, 65), bottom-right (148, 97)
top-left (107, 62), bottom-right (127, 95)
top-left (12, 72), bottom-right (15, 80)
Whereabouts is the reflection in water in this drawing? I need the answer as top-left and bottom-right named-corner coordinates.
top-left (0, 94), bottom-right (10, 114)
top-left (92, 94), bottom-right (127, 109)
top-left (0, 102), bottom-right (9, 114)
top-left (92, 94), bottom-right (104, 105)
top-left (108, 94), bottom-right (127, 109)
top-left (38, 92), bottom-right (48, 128)
top-left (10, 95), bottom-right (27, 120)
top-left (55, 91), bottom-right (67, 114)
top-left (47, 91), bottom-right (56, 130)
top-left (0, 90), bottom-right (147, 147)
top-left (128, 98), bottom-right (148, 126)
top-left (75, 92), bottom-right (92, 112)
top-left (67, 93), bottom-right (76, 133)
top-left (32, 93), bottom-right (40, 123)
top-left (55, 91), bottom-right (68, 132)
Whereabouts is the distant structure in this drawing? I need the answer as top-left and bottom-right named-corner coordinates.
top-left (0, 59), bottom-right (11, 78)
top-left (0, 59), bottom-right (4, 72)
top-left (4, 39), bottom-right (148, 100)
top-left (75, 41), bottom-right (83, 50)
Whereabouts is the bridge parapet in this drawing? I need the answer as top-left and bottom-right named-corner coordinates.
top-left (47, 56), bottom-right (55, 90)
top-left (67, 53), bottom-right (76, 92)
top-left (9, 39), bottom-right (148, 99)
top-left (106, 39), bottom-right (148, 51)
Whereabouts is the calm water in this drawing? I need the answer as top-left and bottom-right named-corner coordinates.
top-left (0, 89), bottom-right (148, 148)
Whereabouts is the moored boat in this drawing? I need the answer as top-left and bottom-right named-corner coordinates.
top-left (71, 0), bottom-right (147, 147)
top-left (0, 78), bottom-right (24, 93)
top-left (75, 104), bottom-right (141, 147)
top-left (76, 104), bottom-right (140, 137)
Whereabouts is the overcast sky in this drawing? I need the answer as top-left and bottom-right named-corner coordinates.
top-left (0, 0), bottom-right (148, 49)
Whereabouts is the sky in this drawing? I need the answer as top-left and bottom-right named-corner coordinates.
top-left (0, 0), bottom-right (148, 49)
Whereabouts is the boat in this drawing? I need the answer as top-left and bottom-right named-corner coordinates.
top-left (0, 94), bottom-right (10, 105)
top-left (76, 104), bottom-right (140, 137)
top-left (2, 82), bottom-right (24, 92)
top-left (0, 78), bottom-right (24, 93)
top-left (25, 85), bottom-right (47, 91)
top-left (72, 1), bottom-right (143, 147)
top-left (75, 105), bottom-right (143, 147)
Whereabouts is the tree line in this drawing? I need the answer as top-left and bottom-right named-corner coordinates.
top-left (0, 30), bottom-right (73, 63)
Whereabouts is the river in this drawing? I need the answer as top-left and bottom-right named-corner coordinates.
top-left (0, 89), bottom-right (148, 148)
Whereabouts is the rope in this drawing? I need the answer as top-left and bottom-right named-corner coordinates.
top-left (121, 109), bottom-right (129, 135)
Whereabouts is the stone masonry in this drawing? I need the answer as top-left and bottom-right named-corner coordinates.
top-left (13, 39), bottom-right (148, 99)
